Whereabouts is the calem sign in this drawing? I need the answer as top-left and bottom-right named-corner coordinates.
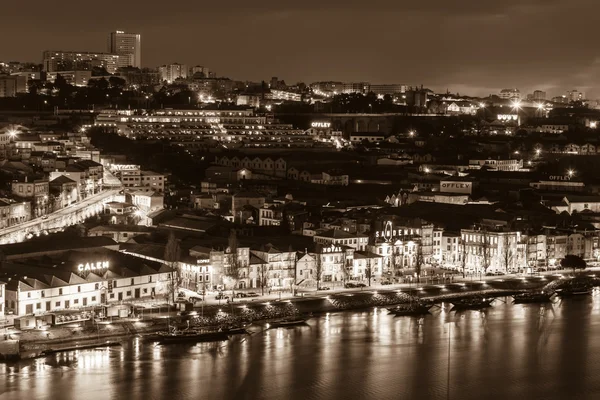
top-left (78, 261), bottom-right (110, 272)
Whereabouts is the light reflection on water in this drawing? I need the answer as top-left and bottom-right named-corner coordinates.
top-left (3, 296), bottom-right (600, 399)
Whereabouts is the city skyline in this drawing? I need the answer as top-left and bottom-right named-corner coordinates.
top-left (2, 0), bottom-right (600, 97)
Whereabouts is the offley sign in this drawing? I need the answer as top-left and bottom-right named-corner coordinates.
top-left (311, 122), bottom-right (331, 129)
top-left (78, 261), bottom-right (109, 272)
top-left (549, 175), bottom-right (572, 181)
top-left (440, 180), bottom-right (472, 194)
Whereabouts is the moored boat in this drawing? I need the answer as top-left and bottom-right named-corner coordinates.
top-left (268, 318), bottom-right (308, 328)
top-left (512, 291), bottom-right (554, 304)
top-left (222, 326), bottom-right (249, 335)
top-left (387, 302), bottom-right (433, 316)
top-left (155, 329), bottom-right (229, 344)
top-left (556, 287), bottom-right (593, 297)
top-left (451, 297), bottom-right (494, 310)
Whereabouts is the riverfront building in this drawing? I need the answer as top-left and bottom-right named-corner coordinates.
top-left (0, 239), bottom-right (174, 316)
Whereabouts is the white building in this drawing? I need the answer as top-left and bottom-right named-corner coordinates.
top-left (2, 248), bottom-right (173, 316)
top-left (499, 88), bottom-right (520, 100)
top-left (159, 63), bottom-right (187, 83)
top-left (313, 229), bottom-right (368, 251)
top-left (109, 30), bottom-right (142, 69)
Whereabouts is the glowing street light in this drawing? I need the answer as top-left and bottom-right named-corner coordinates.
top-left (535, 149), bottom-right (541, 156)
top-left (591, 121), bottom-right (598, 129)
top-left (567, 169), bottom-right (575, 177)
top-left (408, 130), bottom-right (416, 137)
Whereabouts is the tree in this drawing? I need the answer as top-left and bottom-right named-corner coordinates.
top-left (164, 232), bottom-right (181, 304)
top-left (225, 230), bottom-right (242, 299)
top-left (501, 235), bottom-right (514, 274)
top-left (392, 245), bottom-right (402, 279)
top-left (560, 255), bottom-right (586, 272)
top-left (459, 238), bottom-right (467, 278)
top-left (109, 76), bottom-right (126, 89)
top-left (258, 261), bottom-right (268, 296)
top-left (340, 250), bottom-right (350, 285)
top-left (365, 258), bottom-right (373, 286)
top-left (414, 244), bottom-right (424, 283)
top-left (315, 251), bottom-right (324, 289)
top-left (289, 245), bottom-right (298, 295)
top-left (480, 231), bottom-right (491, 276)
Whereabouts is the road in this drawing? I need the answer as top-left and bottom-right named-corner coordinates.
top-left (0, 189), bottom-right (121, 243)
top-left (198, 268), bottom-right (600, 307)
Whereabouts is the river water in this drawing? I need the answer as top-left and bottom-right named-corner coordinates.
top-left (3, 292), bottom-right (600, 400)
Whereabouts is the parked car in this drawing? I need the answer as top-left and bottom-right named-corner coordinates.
top-left (356, 283), bottom-right (367, 288)
top-left (246, 292), bottom-right (260, 297)
top-left (215, 293), bottom-right (230, 300)
top-left (235, 293), bottom-right (247, 298)
top-left (381, 281), bottom-right (392, 286)
top-left (344, 283), bottom-right (357, 289)
top-left (317, 286), bottom-right (331, 291)
top-left (176, 288), bottom-right (203, 303)
top-left (178, 310), bottom-right (198, 319)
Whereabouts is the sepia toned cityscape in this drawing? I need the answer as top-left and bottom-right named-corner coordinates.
top-left (3, 3), bottom-right (600, 398)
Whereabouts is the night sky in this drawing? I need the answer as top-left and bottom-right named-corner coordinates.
top-left (2, 0), bottom-right (599, 97)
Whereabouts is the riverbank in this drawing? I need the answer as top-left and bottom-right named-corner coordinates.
top-left (3, 272), bottom-right (599, 361)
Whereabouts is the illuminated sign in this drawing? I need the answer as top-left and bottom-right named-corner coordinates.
top-left (110, 164), bottom-right (140, 171)
top-left (78, 261), bottom-right (109, 272)
top-left (181, 262), bottom-right (210, 273)
top-left (497, 114), bottom-right (518, 121)
top-left (205, 117), bottom-right (221, 123)
top-left (440, 181), bottom-right (473, 194)
top-left (375, 221), bottom-right (395, 241)
top-left (311, 122), bottom-right (331, 129)
top-left (323, 245), bottom-right (342, 253)
top-left (549, 175), bottom-right (572, 181)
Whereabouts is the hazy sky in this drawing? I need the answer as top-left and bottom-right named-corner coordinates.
top-left (2, 0), bottom-right (600, 97)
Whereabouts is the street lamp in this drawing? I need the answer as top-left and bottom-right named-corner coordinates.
top-left (567, 169), bottom-right (575, 178)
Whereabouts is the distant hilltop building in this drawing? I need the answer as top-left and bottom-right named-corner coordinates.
top-left (42, 50), bottom-right (120, 74)
top-left (190, 65), bottom-right (210, 78)
top-left (567, 89), bottom-right (584, 102)
top-left (499, 88), bottom-right (521, 100)
top-left (158, 63), bottom-right (188, 83)
top-left (532, 90), bottom-right (546, 101)
top-left (310, 81), bottom-right (406, 96)
top-left (109, 30), bottom-right (141, 69)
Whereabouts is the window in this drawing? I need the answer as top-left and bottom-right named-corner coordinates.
top-left (148, 276), bottom-right (152, 283)
top-left (91, 296), bottom-right (96, 302)
top-left (41, 290), bottom-right (45, 298)
top-left (131, 278), bottom-right (135, 286)
top-left (113, 280), bottom-right (117, 288)
top-left (27, 292), bottom-right (31, 298)
top-left (95, 283), bottom-right (99, 290)
top-left (36, 303), bottom-right (41, 310)
top-left (110, 293), bottom-right (115, 299)
top-left (55, 301), bottom-right (61, 307)
top-left (74, 299), bottom-right (79, 304)
top-left (126, 291), bottom-right (132, 296)
top-left (78, 286), bottom-right (81, 293)
top-left (143, 288), bottom-right (148, 294)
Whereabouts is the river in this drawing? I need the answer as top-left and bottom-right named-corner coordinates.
top-left (3, 292), bottom-right (600, 400)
